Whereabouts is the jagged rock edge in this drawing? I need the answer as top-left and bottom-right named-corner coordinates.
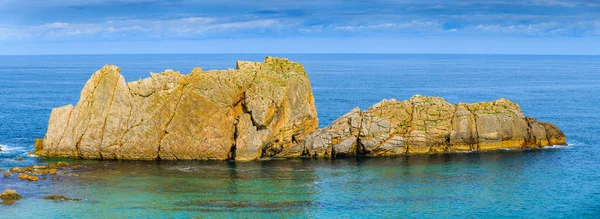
top-left (317, 98), bottom-right (565, 158)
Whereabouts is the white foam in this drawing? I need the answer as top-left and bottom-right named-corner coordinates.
top-left (168, 166), bottom-right (197, 173)
top-left (566, 141), bottom-right (582, 147)
top-left (543, 144), bottom-right (571, 149)
top-left (0, 144), bottom-right (15, 152)
top-left (0, 144), bottom-right (27, 154)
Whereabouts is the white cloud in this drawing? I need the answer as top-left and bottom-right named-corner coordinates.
top-left (470, 20), bottom-right (600, 36)
top-left (179, 17), bottom-right (216, 23)
top-left (334, 23), bottom-right (397, 31)
top-left (588, 3), bottom-right (600, 7)
top-left (207, 19), bottom-right (280, 30)
top-left (0, 27), bottom-right (30, 40)
top-left (0, 0), bottom-right (163, 9)
top-left (333, 21), bottom-right (440, 32)
top-left (41, 22), bottom-right (69, 28)
top-left (0, 16), bottom-right (290, 41)
top-left (530, 0), bottom-right (578, 7)
top-left (299, 25), bottom-right (323, 33)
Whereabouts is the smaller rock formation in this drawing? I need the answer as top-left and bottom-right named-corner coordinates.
top-left (1, 189), bottom-right (22, 205)
top-left (43, 195), bottom-right (81, 201)
top-left (9, 167), bottom-right (24, 173)
top-left (4, 162), bottom-right (77, 180)
top-left (18, 173), bottom-right (39, 181)
top-left (293, 95), bottom-right (566, 158)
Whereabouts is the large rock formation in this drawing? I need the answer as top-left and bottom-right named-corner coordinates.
top-left (35, 57), bottom-right (318, 160)
top-left (36, 57), bottom-right (566, 160)
top-left (291, 95), bottom-right (566, 158)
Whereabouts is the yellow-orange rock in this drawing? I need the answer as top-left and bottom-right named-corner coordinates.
top-left (36, 57), bottom-right (318, 161)
top-left (18, 174), bottom-right (39, 181)
top-left (35, 57), bottom-right (566, 160)
top-left (297, 95), bottom-right (566, 157)
top-left (57, 162), bottom-right (69, 167)
top-left (1, 189), bottom-right (22, 205)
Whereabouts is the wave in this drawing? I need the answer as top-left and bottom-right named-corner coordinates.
top-left (543, 145), bottom-right (572, 149)
top-left (566, 140), bottom-right (583, 147)
top-left (454, 150), bottom-right (476, 153)
top-left (0, 144), bottom-right (28, 154)
top-left (498, 144), bottom-right (572, 151)
top-left (167, 166), bottom-right (198, 173)
top-left (0, 144), bottom-right (16, 152)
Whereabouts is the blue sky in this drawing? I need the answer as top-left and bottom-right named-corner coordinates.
top-left (0, 0), bottom-right (599, 55)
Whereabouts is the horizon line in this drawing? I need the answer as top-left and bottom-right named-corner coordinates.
top-left (1, 52), bottom-right (599, 56)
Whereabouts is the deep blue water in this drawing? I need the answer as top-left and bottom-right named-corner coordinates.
top-left (0, 54), bottom-right (599, 218)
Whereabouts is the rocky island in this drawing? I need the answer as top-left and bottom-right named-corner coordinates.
top-left (35, 57), bottom-right (566, 160)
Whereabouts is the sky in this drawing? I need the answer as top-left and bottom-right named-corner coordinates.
top-left (0, 0), bottom-right (599, 55)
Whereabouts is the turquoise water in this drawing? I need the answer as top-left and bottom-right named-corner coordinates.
top-left (0, 54), bottom-right (599, 218)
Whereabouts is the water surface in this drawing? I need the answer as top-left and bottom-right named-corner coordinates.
top-left (0, 54), bottom-right (598, 218)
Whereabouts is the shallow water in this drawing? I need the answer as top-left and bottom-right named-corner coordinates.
top-left (0, 54), bottom-right (599, 217)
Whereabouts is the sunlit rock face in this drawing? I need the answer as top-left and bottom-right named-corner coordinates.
top-left (296, 95), bottom-right (566, 158)
top-left (36, 57), bottom-right (318, 160)
top-left (36, 57), bottom-right (565, 161)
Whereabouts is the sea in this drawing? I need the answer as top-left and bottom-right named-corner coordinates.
top-left (0, 54), bottom-right (598, 218)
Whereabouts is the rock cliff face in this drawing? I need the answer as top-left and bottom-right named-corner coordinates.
top-left (291, 95), bottom-right (566, 158)
top-left (36, 57), bottom-right (566, 160)
top-left (35, 57), bottom-right (318, 160)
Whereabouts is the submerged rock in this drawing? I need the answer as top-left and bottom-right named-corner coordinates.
top-left (296, 95), bottom-right (567, 157)
top-left (36, 57), bottom-right (318, 161)
top-left (43, 195), bottom-right (81, 201)
top-left (1, 190), bottom-right (22, 205)
top-left (56, 162), bottom-right (69, 168)
top-left (35, 57), bottom-right (566, 160)
top-left (5, 162), bottom-right (76, 180)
